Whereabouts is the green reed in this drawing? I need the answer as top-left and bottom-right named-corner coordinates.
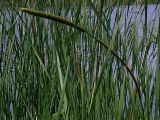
top-left (0, 0), bottom-right (159, 119)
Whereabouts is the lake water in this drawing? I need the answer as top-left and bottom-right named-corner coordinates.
top-left (112, 4), bottom-right (159, 36)
top-left (111, 4), bottom-right (159, 72)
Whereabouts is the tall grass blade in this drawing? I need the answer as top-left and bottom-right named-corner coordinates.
top-left (155, 17), bottom-right (160, 120)
top-left (21, 7), bottom-right (143, 111)
top-left (55, 56), bottom-right (69, 120)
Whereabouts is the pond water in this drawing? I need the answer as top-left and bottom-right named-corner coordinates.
top-left (111, 4), bottom-right (159, 36)
top-left (112, 4), bottom-right (159, 70)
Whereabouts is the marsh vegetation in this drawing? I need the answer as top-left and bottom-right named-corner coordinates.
top-left (0, 0), bottom-right (160, 119)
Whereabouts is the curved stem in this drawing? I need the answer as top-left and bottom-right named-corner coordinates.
top-left (21, 8), bottom-right (143, 112)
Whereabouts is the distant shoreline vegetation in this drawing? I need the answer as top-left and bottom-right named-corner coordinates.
top-left (1, 0), bottom-right (160, 8)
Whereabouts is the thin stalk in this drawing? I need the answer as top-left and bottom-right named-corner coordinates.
top-left (144, 0), bottom-right (148, 37)
top-left (95, 0), bottom-right (104, 81)
top-left (21, 8), bottom-right (143, 112)
top-left (155, 17), bottom-right (160, 120)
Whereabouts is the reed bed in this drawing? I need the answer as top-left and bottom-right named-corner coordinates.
top-left (0, 0), bottom-right (160, 119)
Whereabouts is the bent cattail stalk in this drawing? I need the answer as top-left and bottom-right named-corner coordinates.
top-left (21, 8), bottom-right (143, 111)
top-left (21, 8), bottom-right (86, 32)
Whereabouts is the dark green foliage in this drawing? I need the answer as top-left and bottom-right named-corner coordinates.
top-left (0, 0), bottom-right (159, 119)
